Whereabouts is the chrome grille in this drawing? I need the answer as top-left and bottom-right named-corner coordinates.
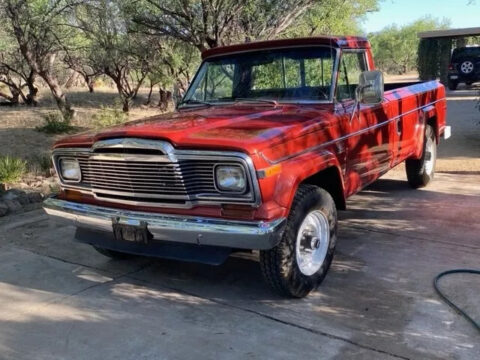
top-left (53, 139), bottom-right (258, 208)
top-left (77, 158), bottom-right (223, 199)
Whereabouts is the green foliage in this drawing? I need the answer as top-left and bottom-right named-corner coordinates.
top-left (370, 17), bottom-right (450, 74)
top-left (418, 37), bottom-right (452, 82)
top-left (93, 103), bottom-right (129, 128)
top-left (418, 39), bottom-right (440, 80)
top-left (0, 156), bottom-right (27, 184)
top-left (36, 112), bottom-right (74, 134)
top-left (287, 0), bottom-right (378, 37)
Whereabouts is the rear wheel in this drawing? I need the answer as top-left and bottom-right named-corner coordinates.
top-left (406, 125), bottom-right (437, 188)
top-left (93, 246), bottom-right (133, 259)
top-left (448, 80), bottom-right (458, 91)
top-left (460, 60), bottom-right (475, 76)
top-left (260, 184), bottom-right (337, 298)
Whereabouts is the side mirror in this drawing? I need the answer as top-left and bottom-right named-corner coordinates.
top-left (357, 70), bottom-right (384, 105)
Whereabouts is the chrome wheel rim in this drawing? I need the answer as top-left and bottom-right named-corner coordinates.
top-left (295, 210), bottom-right (330, 276)
top-left (461, 61), bottom-right (474, 74)
top-left (425, 135), bottom-right (436, 175)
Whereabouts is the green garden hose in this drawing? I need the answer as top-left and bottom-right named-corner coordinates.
top-left (433, 269), bottom-right (480, 333)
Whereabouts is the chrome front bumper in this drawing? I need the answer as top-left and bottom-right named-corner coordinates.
top-left (43, 197), bottom-right (286, 250)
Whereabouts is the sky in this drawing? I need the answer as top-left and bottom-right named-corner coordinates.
top-left (363, 0), bottom-right (480, 33)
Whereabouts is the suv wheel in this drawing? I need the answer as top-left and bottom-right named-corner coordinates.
top-left (460, 60), bottom-right (475, 75)
top-left (448, 80), bottom-right (458, 91)
top-left (260, 184), bottom-right (337, 298)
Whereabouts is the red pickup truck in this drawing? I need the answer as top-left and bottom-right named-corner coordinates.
top-left (44, 37), bottom-right (449, 297)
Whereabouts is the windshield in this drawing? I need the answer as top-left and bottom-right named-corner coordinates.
top-left (181, 47), bottom-right (337, 106)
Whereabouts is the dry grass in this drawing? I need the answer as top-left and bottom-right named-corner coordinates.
top-left (0, 87), bottom-right (164, 162)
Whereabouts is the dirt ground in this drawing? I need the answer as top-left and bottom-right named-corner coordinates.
top-left (0, 87), bottom-right (164, 162)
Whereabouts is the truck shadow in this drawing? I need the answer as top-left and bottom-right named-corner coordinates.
top-left (1, 174), bottom-right (479, 358)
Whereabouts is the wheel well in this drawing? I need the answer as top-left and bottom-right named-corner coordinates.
top-left (301, 167), bottom-right (346, 210)
top-left (426, 116), bottom-right (438, 142)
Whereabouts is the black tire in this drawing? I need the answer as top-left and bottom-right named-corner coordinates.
top-left (448, 80), bottom-right (458, 91)
top-left (260, 184), bottom-right (337, 298)
top-left (406, 125), bottom-right (437, 188)
top-left (93, 246), bottom-right (133, 259)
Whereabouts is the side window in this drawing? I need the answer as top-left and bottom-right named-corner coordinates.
top-left (336, 51), bottom-right (367, 101)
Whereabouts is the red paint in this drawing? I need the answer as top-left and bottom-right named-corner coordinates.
top-left (54, 37), bottom-right (447, 221)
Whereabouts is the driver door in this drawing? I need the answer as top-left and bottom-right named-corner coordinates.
top-left (338, 51), bottom-right (391, 196)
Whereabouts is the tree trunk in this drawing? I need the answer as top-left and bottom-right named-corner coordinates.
top-left (0, 90), bottom-right (17, 105)
top-left (112, 79), bottom-right (130, 113)
top-left (64, 70), bottom-right (79, 89)
top-left (158, 89), bottom-right (173, 111)
top-left (158, 88), bottom-right (167, 110)
top-left (42, 73), bottom-right (74, 120)
top-left (145, 83), bottom-right (153, 105)
top-left (122, 98), bottom-right (129, 112)
top-left (25, 71), bottom-right (38, 106)
top-left (87, 79), bottom-right (95, 93)
top-left (0, 81), bottom-right (21, 105)
top-left (166, 90), bottom-right (172, 109)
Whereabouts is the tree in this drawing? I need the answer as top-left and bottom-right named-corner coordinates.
top-left (0, 19), bottom-right (38, 105)
top-left (1, 0), bottom-right (77, 119)
top-left (62, 37), bottom-right (102, 93)
top-left (369, 17), bottom-right (450, 75)
top-left (70, 0), bottom-right (165, 112)
top-left (285, 0), bottom-right (378, 37)
top-left (0, 51), bottom-right (38, 106)
top-left (133, 0), bottom-right (321, 51)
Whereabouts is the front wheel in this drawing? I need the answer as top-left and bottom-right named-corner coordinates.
top-left (406, 125), bottom-right (437, 188)
top-left (260, 185), bottom-right (337, 298)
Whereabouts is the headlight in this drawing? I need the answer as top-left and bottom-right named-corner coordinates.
top-left (59, 158), bottom-right (81, 182)
top-left (215, 165), bottom-right (246, 192)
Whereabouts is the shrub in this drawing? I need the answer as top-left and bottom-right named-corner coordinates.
top-left (93, 105), bottom-right (128, 128)
top-left (30, 154), bottom-right (53, 177)
top-left (36, 112), bottom-right (74, 134)
top-left (0, 156), bottom-right (27, 184)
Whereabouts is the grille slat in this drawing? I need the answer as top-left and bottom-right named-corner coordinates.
top-left (82, 177), bottom-right (213, 187)
top-left (77, 155), bottom-right (223, 203)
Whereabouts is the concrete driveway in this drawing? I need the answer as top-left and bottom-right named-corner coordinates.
top-left (0, 91), bottom-right (479, 359)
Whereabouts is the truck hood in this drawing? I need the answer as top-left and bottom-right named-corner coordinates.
top-left (54, 104), bottom-right (336, 156)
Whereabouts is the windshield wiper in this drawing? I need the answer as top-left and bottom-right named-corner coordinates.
top-left (232, 98), bottom-right (278, 106)
top-left (178, 99), bottom-right (212, 108)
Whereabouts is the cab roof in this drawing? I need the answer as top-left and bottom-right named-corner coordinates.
top-left (202, 36), bottom-right (370, 59)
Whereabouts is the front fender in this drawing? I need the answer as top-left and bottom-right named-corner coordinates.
top-left (269, 150), bottom-right (345, 210)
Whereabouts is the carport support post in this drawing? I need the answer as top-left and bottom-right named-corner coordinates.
top-left (456, 37), bottom-right (467, 48)
top-left (438, 38), bottom-right (452, 86)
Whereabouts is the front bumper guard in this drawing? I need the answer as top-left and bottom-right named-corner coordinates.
top-left (43, 196), bottom-right (286, 250)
